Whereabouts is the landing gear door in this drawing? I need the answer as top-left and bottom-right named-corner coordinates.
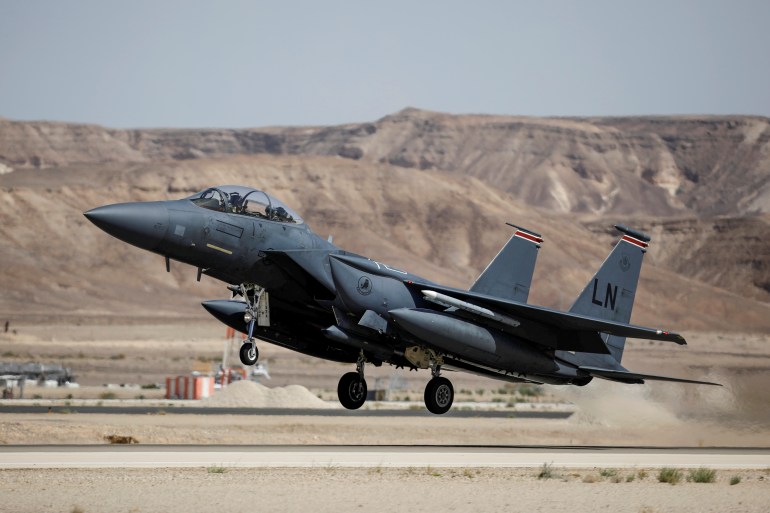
top-left (257, 292), bottom-right (270, 327)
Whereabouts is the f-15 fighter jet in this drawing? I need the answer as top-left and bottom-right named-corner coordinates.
top-left (85, 185), bottom-right (719, 414)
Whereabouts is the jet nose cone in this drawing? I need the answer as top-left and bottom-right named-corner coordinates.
top-left (84, 201), bottom-right (169, 251)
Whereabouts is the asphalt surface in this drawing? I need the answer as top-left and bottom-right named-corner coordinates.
top-left (0, 405), bottom-right (572, 418)
top-left (2, 445), bottom-right (768, 469)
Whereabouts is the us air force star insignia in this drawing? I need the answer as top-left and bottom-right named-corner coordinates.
top-left (619, 254), bottom-right (631, 272)
top-left (357, 276), bottom-right (373, 295)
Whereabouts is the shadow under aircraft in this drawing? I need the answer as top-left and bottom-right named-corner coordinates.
top-left (85, 185), bottom-right (719, 414)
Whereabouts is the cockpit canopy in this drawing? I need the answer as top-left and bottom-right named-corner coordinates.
top-left (184, 185), bottom-right (303, 224)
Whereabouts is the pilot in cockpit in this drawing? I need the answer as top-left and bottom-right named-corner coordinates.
top-left (274, 206), bottom-right (294, 222)
top-left (228, 192), bottom-right (243, 213)
top-left (266, 205), bottom-right (294, 223)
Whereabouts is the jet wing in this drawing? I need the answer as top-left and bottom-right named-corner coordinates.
top-left (405, 280), bottom-right (686, 345)
top-left (579, 366), bottom-right (722, 386)
top-left (264, 249), bottom-right (336, 300)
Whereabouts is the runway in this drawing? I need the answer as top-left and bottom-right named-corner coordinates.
top-left (2, 445), bottom-right (767, 469)
top-left (0, 404), bottom-right (572, 418)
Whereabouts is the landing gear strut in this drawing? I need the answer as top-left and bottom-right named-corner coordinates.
top-left (337, 353), bottom-right (368, 410)
top-left (424, 361), bottom-right (454, 415)
top-left (233, 283), bottom-right (268, 366)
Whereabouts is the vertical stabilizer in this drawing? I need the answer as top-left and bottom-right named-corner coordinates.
top-left (470, 224), bottom-right (542, 303)
top-left (567, 225), bottom-right (650, 364)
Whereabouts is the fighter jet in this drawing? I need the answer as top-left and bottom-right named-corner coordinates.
top-left (84, 184), bottom-right (719, 414)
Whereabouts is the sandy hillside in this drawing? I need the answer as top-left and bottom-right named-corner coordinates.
top-left (2, 110), bottom-right (770, 327)
top-left (1, 155), bottom-right (769, 331)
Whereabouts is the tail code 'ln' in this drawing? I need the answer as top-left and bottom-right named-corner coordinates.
top-left (568, 225), bottom-right (650, 363)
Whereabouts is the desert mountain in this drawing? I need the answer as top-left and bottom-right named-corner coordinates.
top-left (2, 108), bottom-right (769, 217)
top-left (1, 110), bottom-right (769, 332)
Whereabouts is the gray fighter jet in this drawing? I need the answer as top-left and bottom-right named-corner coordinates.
top-left (85, 184), bottom-right (719, 414)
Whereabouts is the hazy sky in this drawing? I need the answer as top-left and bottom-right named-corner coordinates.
top-left (1, 1), bottom-right (768, 128)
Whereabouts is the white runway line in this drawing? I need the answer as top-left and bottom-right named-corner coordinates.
top-left (1, 446), bottom-right (768, 469)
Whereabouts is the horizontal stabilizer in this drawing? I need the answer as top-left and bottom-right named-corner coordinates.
top-left (580, 366), bottom-right (722, 386)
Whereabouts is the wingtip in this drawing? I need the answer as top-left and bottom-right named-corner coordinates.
top-left (614, 224), bottom-right (651, 242)
top-left (657, 329), bottom-right (687, 345)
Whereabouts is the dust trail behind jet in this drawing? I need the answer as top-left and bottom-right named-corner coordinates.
top-left (552, 370), bottom-right (769, 446)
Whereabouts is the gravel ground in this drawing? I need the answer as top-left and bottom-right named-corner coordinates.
top-left (2, 325), bottom-right (768, 511)
top-left (2, 411), bottom-right (769, 446)
top-left (1, 467), bottom-right (767, 513)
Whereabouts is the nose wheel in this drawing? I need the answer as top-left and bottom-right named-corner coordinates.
top-left (239, 341), bottom-right (258, 366)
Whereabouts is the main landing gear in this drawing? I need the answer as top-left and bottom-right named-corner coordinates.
top-left (335, 353), bottom-right (455, 414)
top-left (337, 353), bottom-right (368, 410)
top-left (424, 362), bottom-right (454, 415)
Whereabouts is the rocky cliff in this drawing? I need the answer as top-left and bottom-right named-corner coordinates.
top-left (2, 109), bottom-right (769, 217)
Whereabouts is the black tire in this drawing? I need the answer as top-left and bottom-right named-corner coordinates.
top-left (424, 377), bottom-right (454, 415)
top-left (239, 343), bottom-right (258, 366)
top-left (573, 377), bottom-right (593, 387)
top-left (337, 372), bottom-right (367, 410)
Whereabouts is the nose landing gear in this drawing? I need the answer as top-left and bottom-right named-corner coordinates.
top-left (231, 283), bottom-right (269, 366)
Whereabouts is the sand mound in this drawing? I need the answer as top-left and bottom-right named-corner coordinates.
top-left (202, 380), bottom-right (334, 409)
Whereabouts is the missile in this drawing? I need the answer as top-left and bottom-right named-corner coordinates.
top-left (421, 289), bottom-right (520, 328)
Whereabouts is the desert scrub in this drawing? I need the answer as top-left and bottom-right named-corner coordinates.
top-left (729, 475), bottom-right (741, 485)
top-left (518, 385), bottom-right (541, 397)
top-left (658, 467), bottom-right (682, 485)
top-left (688, 467), bottom-right (716, 483)
top-left (599, 468), bottom-right (618, 478)
top-left (537, 462), bottom-right (554, 479)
